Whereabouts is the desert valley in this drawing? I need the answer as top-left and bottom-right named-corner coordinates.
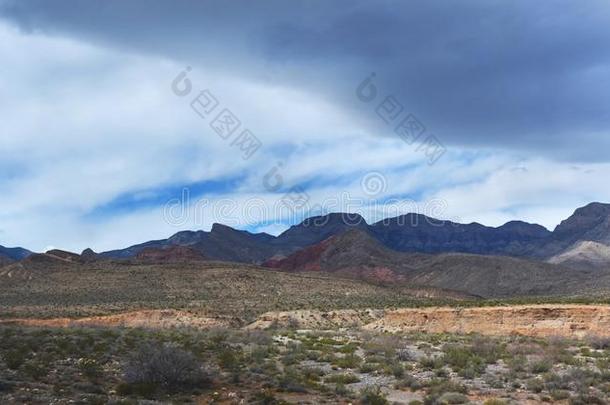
top-left (1, 202), bottom-right (610, 404)
top-left (2, 1), bottom-right (610, 404)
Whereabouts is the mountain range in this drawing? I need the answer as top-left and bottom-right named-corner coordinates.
top-left (2, 202), bottom-right (610, 295)
top-left (3, 202), bottom-right (610, 266)
top-left (87, 202), bottom-right (610, 269)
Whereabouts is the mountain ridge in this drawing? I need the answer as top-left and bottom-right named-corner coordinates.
top-left (0, 244), bottom-right (33, 264)
top-left (97, 202), bottom-right (610, 268)
top-left (4, 202), bottom-right (610, 270)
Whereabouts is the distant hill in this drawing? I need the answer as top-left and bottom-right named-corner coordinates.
top-left (0, 244), bottom-right (32, 262)
top-left (98, 202), bottom-right (610, 270)
top-left (101, 223), bottom-right (275, 263)
top-left (134, 245), bottom-right (208, 263)
top-left (0, 252), bottom-right (79, 280)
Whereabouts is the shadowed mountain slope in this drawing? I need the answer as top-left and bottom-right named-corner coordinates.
top-left (0, 245), bottom-right (32, 262)
top-left (264, 229), bottom-right (604, 298)
top-left (369, 214), bottom-right (550, 256)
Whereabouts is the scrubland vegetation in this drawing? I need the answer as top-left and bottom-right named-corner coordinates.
top-left (1, 325), bottom-right (609, 404)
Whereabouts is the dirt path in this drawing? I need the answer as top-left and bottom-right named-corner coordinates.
top-left (2, 304), bottom-right (610, 338)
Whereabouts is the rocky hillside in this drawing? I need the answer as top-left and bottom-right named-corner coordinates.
top-left (263, 230), bottom-right (603, 298)
top-left (0, 254), bottom-right (14, 267)
top-left (538, 203), bottom-right (610, 263)
top-left (134, 245), bottom-right (208, 263)
top-left (549, 240), bottom-right (610, 269)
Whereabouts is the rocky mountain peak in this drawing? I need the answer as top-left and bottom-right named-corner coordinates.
top-left (552, 202), bottom-right (610, 244)
top-left (167, 230), bottom-right (207, 245)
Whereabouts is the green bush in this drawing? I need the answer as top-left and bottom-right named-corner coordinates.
top-left (360, 385), bottom-right (388, 405)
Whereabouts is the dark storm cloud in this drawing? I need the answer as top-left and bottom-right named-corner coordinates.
top-left (2, 0), bottom-right (610, 161)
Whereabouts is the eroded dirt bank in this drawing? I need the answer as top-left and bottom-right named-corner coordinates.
top-left (2, 305), bottom-right (610, 338)
top-left (0, 309), bottom-right (231, 329)
top-left (249, 304), bottom-right (610, 338)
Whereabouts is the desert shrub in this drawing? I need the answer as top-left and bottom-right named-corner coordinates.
top-left (318, 337), bottom-right (342, 345)
top-left (569, 394), bottom-right (607, 405)
top-left (507, 341), bottom-right (540, 356)
top-left (470, 337), bottom-right (506, 363)
top-left (326, 373), bottom-right (360, 384)
top-left (529, 358), bottom-right (552, 374)
top-left (22, 359), bottom-right (49, 380)
top-left (333, 353), bottom-right (362, 369)
top-left (396, 374), bottom-right (422, 391)
top-left (441, 344), bottom-right (485, 375)
top-left (360, 385), bottom-right (388, 405)
top-left (281, 342), bottom-right (306, 366)
top-left (397, 347), bottom-right (413, 361)
top-left (360, 361), bottom-right (382, 373)
top-left (334, 382), bottom-right (349, 395)
top-left (338, 342), bottom-right (359, 354)
top-left (483, 400), bottom-right (508, 405)
top-left (122, 343), bottom-right (211, 394)
top-left (302, 367), bottom-right (325, 381)
top-left (420, 356), bottom-right (444, 370)
top-left (427, 379), bottom-right (468, 396)
top-left (457, 366), bottom-right (477, 380)
top-left (566, 368), bottom-right (602, 393)
top-left (550, 390), bottom-right (571, 400)
top-left (3, 346), bottom-right (29, 370)
top-left (78, 358), bottom-right (103, 380)
top-left (526, 378), bottom-right (544, 393)
top-left (250, 389), bottom-right (282, 404)
top-left (218, 347), bottom-right (241, 371)
top-left (363, 335), bottom-right (400, 357)
top-left (389, 363), bottom-right (405, 378)
top-left (277, 367), bottom-right (307, 393)
top-left (506, 355), bottom-right (527, 374)
top-left (586, 335), bottom-right (610, 350)
top-left (241, 330), bottom-right (273, 346)
top-left (438, 392), bottom-right (469, 404)
top-left (250, 345), bottom-right (272, 363)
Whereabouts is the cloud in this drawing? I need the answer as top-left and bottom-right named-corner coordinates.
top-left (1, 0), bottom-right (610, 161)
top-left (0, 3), bottom-right (609, 252)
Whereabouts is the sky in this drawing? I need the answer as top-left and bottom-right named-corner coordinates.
top-left (1, 0), bottom-right (610, 253)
